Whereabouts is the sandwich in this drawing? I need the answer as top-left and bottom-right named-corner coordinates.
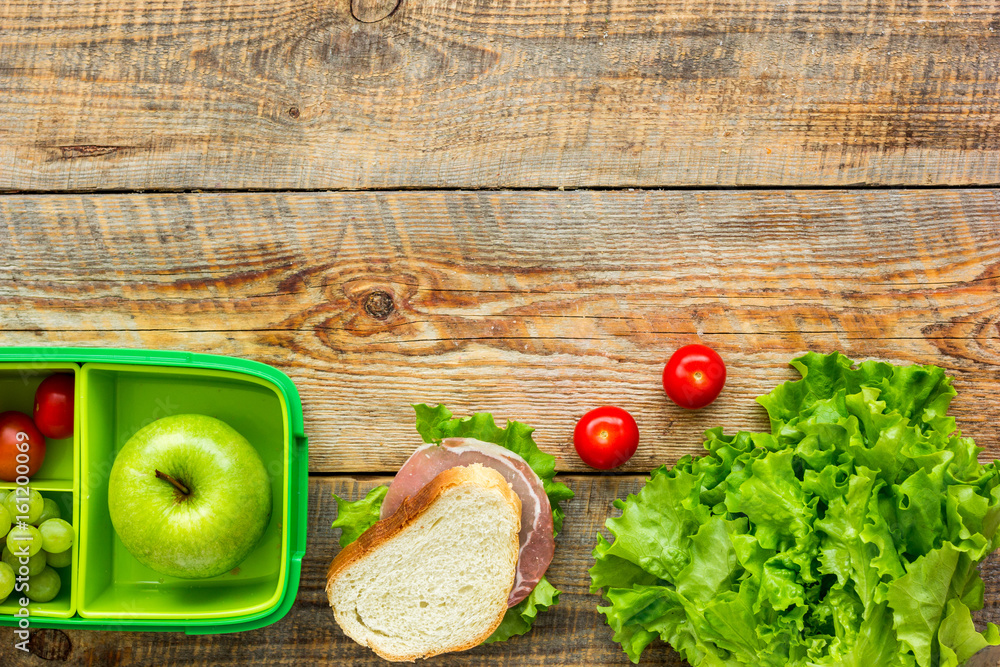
top-left (326, 404), bottom-right (574, 661)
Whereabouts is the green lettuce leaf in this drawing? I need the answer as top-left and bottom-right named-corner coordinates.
top-left (484, 576), bottom-right (559, 643)
top-left (598, 585), bottom-right (674, 663)
top-left (330, 485), bottom-right (387, 548)
top-left (592, 351), bottom-right (1000, 666)
top-left (590, 533), bottom-right (664, 593)
top-left (886, 543), bottom-right (961, 667)
top-left (936, 598), bottom-right (1000, 666)
top-left (823, 602), bottom-right (911, 667)
top-left (601, 468), bottom-right (707, 582)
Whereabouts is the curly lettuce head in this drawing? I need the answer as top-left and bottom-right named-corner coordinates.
top-left (591, 352), bottom-right (1000, 666)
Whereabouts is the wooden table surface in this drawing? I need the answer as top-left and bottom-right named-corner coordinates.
top-left (1, 1), bottom-right (999, 665)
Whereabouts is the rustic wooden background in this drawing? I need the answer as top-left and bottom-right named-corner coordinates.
top-left (1, 0), bottom-right (999, 665)
top-left (3, 0), bottom-right (999, 190)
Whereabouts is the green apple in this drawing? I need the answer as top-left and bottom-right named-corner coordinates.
top-left (107, 414), bottom-right (272, 579)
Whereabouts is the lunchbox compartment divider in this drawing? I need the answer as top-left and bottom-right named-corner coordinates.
top-left (0, 362), bottom-right (79, 619)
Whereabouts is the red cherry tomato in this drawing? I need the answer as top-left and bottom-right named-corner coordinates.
top-left (33, 373), bottom-right (75, 439)
top-left (0, 411), bottom-right (46, 482)
top-left (663, 344), bottom-right (726, 409)
top-left (573, 406), bottom-right (639, 470)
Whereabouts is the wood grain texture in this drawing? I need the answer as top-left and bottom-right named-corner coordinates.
top-left (1, 476), bottom-right (996, 666)
top-left (1, 189), bottom-right (999, 474)
top-left (1, 0), bottom-right (999, 190)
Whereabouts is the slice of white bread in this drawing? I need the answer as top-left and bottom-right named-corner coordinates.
top-left (326, 464), bottom-right (522, 662)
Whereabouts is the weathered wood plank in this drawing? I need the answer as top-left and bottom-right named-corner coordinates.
top-left (0, 191), bottom-right (1000, 472)
top-left (2, 476), bottom-right (996, 665)
top-left (1, 190), bottom-right (999, 473)
top-left (1, 0), bottom-right (998, 190)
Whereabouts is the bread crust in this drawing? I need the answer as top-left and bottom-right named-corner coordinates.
top-left (326, 464), bottom-right (522, 662)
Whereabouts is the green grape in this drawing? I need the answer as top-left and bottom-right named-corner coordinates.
top-left (2, 492), bottom-right (18, 520)
top-left (0, 490), bottom-right (8, 506)
top-left (33, 498), bottom-right (61, 526)
top-left (25, 566), bottom-right (60, 603)
top-left (4, 489), bottom-right (43, 524)
top-left (38, 519), bottom-right (73, 554)
top-left (6, 524), bottom-right (42, 557)
top-left (45, 548), bottom-right (71, 569)
top-left (2, 546), bottom-right (45, 576)
top-left (0, 561), bottom-right (13, 601)
top-left (0, 504), bottom-right (10, 539)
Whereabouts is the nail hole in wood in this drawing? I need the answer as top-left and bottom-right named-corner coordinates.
top-left (288, 107), bottom-right (300, 119)
top-left (352, 0), bottom-right (401, 23)
top-left (364, 290), bottom-right (395, 319)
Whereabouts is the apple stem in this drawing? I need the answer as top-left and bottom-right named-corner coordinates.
top-left (155, 469), bottom-right (190, 496)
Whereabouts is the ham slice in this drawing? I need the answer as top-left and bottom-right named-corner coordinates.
top-left (380, 437), bottom-right (555, 607)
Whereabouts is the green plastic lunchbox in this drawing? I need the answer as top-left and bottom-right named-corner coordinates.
top-left (0, 347), bottom-right (307, 633)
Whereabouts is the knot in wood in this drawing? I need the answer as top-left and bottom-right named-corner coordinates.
top-left (29, 629), bottom-right (73, 661)
top-left (352, 0), bottom-right (401, 22)
top-left (363, 290), bottom-right (395, 320)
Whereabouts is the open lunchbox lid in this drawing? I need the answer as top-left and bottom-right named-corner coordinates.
top-left (0, 347), bottom-right (308, 634)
